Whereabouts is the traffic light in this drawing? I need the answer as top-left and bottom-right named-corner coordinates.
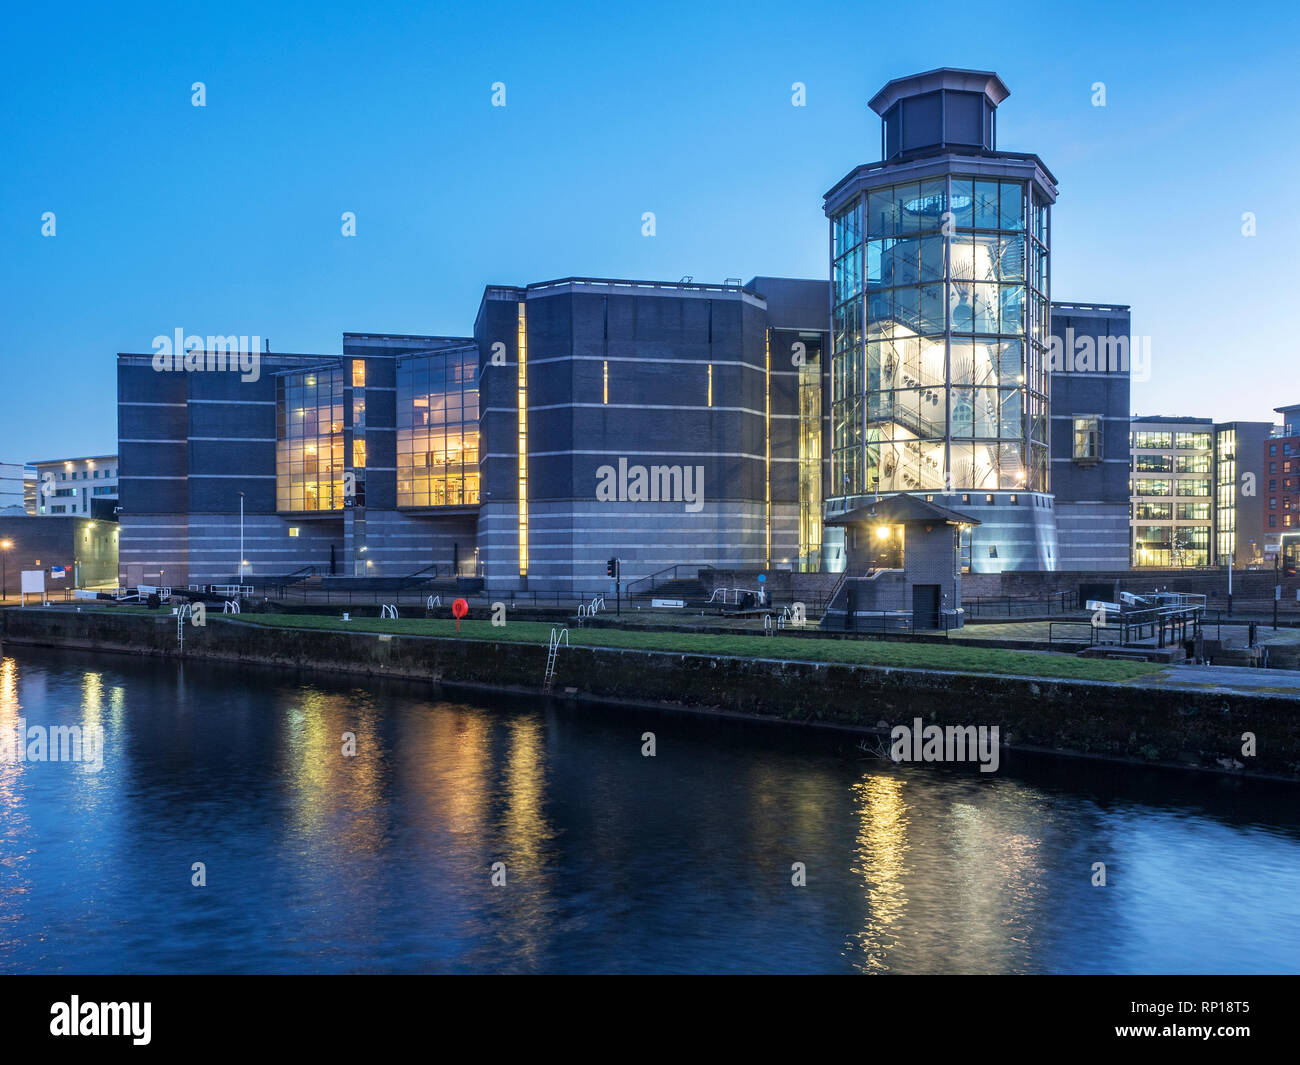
top-left (606, 557), bottom-right (617, 578)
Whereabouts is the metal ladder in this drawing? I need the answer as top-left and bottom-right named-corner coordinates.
top-left (542, 627), bottom-right (569, 693)
top-left (176, 603), bottom-right (191, 650)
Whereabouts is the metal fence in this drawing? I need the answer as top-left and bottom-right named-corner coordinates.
top-left (963, 591), bottom-right (1079, 618)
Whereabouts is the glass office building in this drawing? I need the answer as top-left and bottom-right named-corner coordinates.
top-left (824, 69), bottom-right (1059, 571)
top-left (1128, 419), bottom-right (1213, 567)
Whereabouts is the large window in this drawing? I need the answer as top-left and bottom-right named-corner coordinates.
top-left (276, 369), bottom-right (345, 512)
top-left (1132, 430), bottom-right (1173, 450)
top-left (1134, 454), bottom-right (1170, 473)
top-left (397, 349), bottom-right (480, 507)
top-left (831, 174), bottom-right (1046, 497)
top-left (1073, 415), bottom-right (1100, 462)
top-left (1176, 453), bottom-right (1210, 474)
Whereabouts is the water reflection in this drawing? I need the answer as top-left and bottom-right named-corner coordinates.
top-left (846, 773), bottom-right (910, 971)
top-left (0, 646), bottom-right (1298, 974)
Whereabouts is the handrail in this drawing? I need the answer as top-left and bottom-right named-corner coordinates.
top-left (625, 564), bottom-right (710, 598)
top-left (403, 563), bottom-right (446, 580)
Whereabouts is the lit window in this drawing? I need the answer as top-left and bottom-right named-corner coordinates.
top-left (288, 527), bottom-right (300, 537)
top-left (1073, 415), bottom-right (1100, 461)
top-left (352, 360), bottom-right (366, 388)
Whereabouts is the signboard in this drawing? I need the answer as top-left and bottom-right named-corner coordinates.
top-left (651, 598), bottom-right (685, 608)
top-left (20, 570), bottom-right (46, 605)
top-left (50, 565), bottom-right (66, 579)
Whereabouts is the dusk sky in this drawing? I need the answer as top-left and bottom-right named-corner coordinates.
top-left (3, 0), bottom-right (1297, 463)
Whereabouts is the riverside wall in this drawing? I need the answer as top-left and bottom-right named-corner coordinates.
top-left (3, 608), bottom-right (1298, 778)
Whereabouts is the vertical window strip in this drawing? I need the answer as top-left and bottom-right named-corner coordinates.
top-left (765, 330), bottom-right (772, 566)
top-left (517, 303), bottom-right (529, 576)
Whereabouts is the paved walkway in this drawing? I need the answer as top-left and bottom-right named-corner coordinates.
top-left (1130, 664), bottom-right (1300, 697)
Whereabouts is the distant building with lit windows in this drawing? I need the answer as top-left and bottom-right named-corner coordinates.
top-left (1266, 404), bottom-right (1300, 546)
top-left (1127, 417), bottom-right (1269, 568)
top-left (1129, 417), bottom-right (1214, 567)
top-left (1214, 420), bottom-right (1271, 567)
top-left (29, 455), bottom-right (118, 518)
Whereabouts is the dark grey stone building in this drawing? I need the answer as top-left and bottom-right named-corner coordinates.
top-left (117, 277), bottom-right (830, 593)
top-left (1049, 303), bottom-right (1133, 570)
top-left (114, 67), bottom-right (1139, 598)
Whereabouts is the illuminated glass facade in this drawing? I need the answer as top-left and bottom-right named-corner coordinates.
top-left (831, 176), bottom-right (1048, 498)
top-left (1128, 419), bottom-right (1213, 567)
top-left (276, 369), bottom-right (345, 512)
top-left (396, 348), bottom-right (480, 507)
top-left (797, 339), bottom-right (823, 570)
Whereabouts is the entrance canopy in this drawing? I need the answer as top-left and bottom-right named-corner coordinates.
top-left (824, 493), bottom-right (981, 528)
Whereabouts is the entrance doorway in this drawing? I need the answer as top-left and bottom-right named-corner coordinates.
top-left (912, 583), bottom-right (941, 630)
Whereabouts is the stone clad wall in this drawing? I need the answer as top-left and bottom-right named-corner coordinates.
top-left (4, 608), bottom-right (1298, 778)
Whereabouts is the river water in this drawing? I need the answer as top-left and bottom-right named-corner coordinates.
top-left (1, 645), bottom-right (1297, 974)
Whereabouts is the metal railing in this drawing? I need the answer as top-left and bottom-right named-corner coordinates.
top-left (838, 611), bottom-right (953, 638)
top-left (964, 591), bottom-right (1079, 618)
top-left (626, 565), bottom-right (711, 598)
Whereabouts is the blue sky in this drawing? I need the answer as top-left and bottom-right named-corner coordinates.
top-left (2, 0), bottom-right (1298, 462)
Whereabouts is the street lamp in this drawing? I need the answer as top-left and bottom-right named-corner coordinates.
top-left (1, 539), bottom-right (12, 601)
top-left (238, 491), bottom-right (245, 583)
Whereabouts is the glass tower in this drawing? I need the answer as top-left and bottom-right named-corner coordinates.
top-left (824, 69), bottom-right (1059, 570)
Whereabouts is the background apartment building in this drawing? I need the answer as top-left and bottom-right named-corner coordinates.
top-left (31, 455), bottom-right (119, 518)
top-left (1268, 403), bottom-right (1300, 542)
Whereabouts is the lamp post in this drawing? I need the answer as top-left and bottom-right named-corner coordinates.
top-left (1227, 550), bottom-right (1233, 616)
top-left (1274, 548), bottom-right (1280, 632)
top-left (238, 491), bottom-right (245, 583)
top-left (1, 539), bottom-right (12, 602)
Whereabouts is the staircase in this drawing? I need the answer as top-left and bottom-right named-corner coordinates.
top-left (635, 576), bottom-right (708, 601)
